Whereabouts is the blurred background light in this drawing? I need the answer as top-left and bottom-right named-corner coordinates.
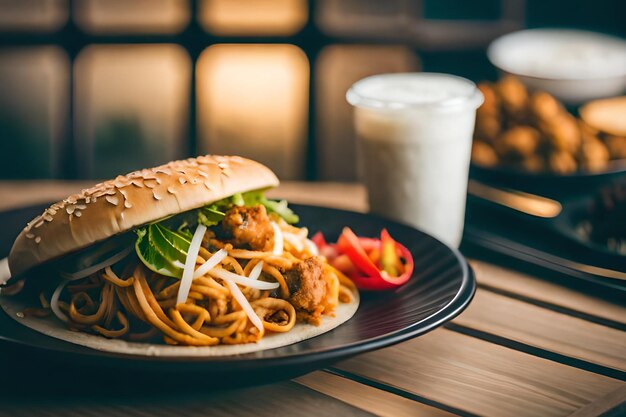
top-left (75, 0), bottom-right (190, 34)
top-left (0, 0), bottom-right (67, 33)
top-left (0, 47), bottom-right (68, 178)
top-left (199, 0), bottom-right (307, 36)
top-left (74, 44), bottom-right (190, 178)
top-left (315, 45), bottom-right (420, 181)
top-left (197, 44), bottom-right (309, 180)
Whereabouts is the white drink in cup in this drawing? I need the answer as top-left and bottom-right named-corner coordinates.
top-left (346, 73), bottom-right (483, 247)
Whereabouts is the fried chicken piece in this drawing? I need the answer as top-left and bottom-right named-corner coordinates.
top-left (477, 83), bottom-right (500, 117)
top-left (605, 136), bottom-right (626, 160)
top-left (530, 91), bottom-right (563, 123)
top-left (580, 135), bottom-right (609, 172)
top-left (496, 76), bottom-right (529, 122)
top-left (284, 256), bottom-right (327, 314)
top-left (496, 126), bottom-right (541, 159)
top-left (542, 114), bottom-right (581, 154)
top-left (472, 140), bottom-right (499, 167)
top-left (519, 155), bottom-right (546, 173)
top-left (549, 151), bottom-right (577, 174)
top-left (475, 114), bottom-right (501, 143)
top-left (222, 205), bottom-right (273, 251)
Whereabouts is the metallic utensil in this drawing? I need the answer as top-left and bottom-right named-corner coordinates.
top-left (468, 180), bottom-right (562, 218)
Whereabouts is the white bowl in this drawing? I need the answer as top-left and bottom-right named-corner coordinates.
top-left (487, 29), bottom-right (626, 104)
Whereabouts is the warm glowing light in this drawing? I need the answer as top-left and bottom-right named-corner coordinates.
top-left (74, 44), bottom-right (190, 177)
top-left (197, 44), bottom-right (309, 179)
top-left (0, 46), bottom-right (68, 178)
top-left (75, 0), bottom-right (190, 34)
top-left (200, 0), bottom-right (307, 36)
top-left (0, 0), bottom-right (67, 32)
top-left (315, 45), bottom-right (419, 180)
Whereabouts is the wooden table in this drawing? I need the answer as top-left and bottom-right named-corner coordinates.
top-left (1, 181), bottom-right (625, 417)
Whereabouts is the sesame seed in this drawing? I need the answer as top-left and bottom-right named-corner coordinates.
top-left (34, 221), bottom-right (44, 228)
top-left (26, 233), bottom-right (35, 239)
top-left (43, 214), bottom-right (53, 222)
top-left (76, 204), bottom-right (86, 210)
top-left (75, 211), bottom-right (82, 218)
top-left (178, 177), bottom-right (187, 185)
top-left (105, 195), bottom-right (119, 206)
top-left (125, 200), bottom-right (133, 209)
top-left (167, 186), bottom-right (177, 194)
top-left (66, 205), bottom-right (76, 215)
top-left (16, 312), bottom-right (24, 318)
top-left (35, 236), bottom-right (41, 244)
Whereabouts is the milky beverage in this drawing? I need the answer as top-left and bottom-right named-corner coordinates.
top-left (347, 74), bottom-right (483, 247)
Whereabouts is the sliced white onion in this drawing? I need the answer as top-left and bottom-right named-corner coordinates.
top-left (50, 280), bottom-right (70, 322)
top-left (248, 261), bottom-right (264, 280)
top-left (209, 267), bottom-right (279, 290)
top-left (283, 232), bottom-right (304, 252)
top-left (304, 238), bottom-right (319, 256)
top-left (224, 278), bottom-right (263, 333)
top-left (60, 246), bottom-right (133, 281)
top-left (193, 248), bottom-right (228, 279)
top-left (271, 222), bottom-right (283, 256)
top-left (172, 260), bottom-right (186, 269)
top-left (176, 224), bottom-right (207, 305)
top-left (0, 257), bottom-right (11, 285)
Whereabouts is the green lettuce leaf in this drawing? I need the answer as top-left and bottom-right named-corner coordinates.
top-left (135, 225), bottom-right (190, 278)
top-left (198, 206), bottom-right (225, 227)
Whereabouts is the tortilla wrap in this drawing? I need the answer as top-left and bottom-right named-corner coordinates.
top-left (0, 292), bottom-right (359, 357)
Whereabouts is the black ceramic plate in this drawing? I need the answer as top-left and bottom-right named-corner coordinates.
top-left (0, 203), bottom-right (474, 387)
top-left (470, 163), bottom-right (626, 192)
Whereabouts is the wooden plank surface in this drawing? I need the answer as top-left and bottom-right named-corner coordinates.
top-left (295, 371), bottom-right (455, 417)
top-left (454, 288), bottom-right (626, 371)
top-left (0, 381), bottom-right (375, 417)
top-left (334, 329), bottom-right (624, 417)
top-left (470, 260), bottom-right (626, 326)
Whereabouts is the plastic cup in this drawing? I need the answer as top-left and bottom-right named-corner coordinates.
top-left (347, 73), bottom-right (484, 247)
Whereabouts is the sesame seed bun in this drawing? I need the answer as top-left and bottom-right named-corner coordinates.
top-left (580, 96), bottom-right (626, 137)
top-left (8, 155), bottom-right (279, 277)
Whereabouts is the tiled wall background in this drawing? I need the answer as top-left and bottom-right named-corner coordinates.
top-left (0, 0), bottom-right (624, 181)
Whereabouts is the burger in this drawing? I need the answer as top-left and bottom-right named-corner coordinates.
top-left (0, 155), bottom-right (358, 356)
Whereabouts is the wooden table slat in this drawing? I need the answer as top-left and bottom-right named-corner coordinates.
top-left (335, 329), bottom-right (624, 417)
top-left (296, 371), bottom-right (455, 417)
top-left (454, 288), bottom-right (626, 372)
top-left (471, 260), bottom-right (626, 326)
top-left (0, 381), bottom-right (375, 417)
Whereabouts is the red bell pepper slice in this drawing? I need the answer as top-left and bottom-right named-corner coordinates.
top-left (312, 228), bottom-right (414, 291)
top-left (337, 227), bottom-right (381, 278)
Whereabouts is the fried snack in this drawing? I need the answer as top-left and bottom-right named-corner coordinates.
top-left (605, 136), bottom-right (626, 160)
top-left (471, 141), bottom-right (499, 167)
top-left (519, 155), bottom-right (545, 173)
top-left (477, 83), bottom-right (500, 117)
top-left (530, 91), bottom-right (563, 123)
top-left (580, 135), bottom-right (609, 172)
top-left (473, 77), bottom-right (625, 175)
top-left (496, 126), bottom-right (541, 159)
top-left (542, 114), bottom-right (581, 154)
top-left (495, 76), bottom-right (528, 123)
top-left (475, 115), bottom-right (501, 143)
top-left (548, 151), bottom-right (577, 174)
